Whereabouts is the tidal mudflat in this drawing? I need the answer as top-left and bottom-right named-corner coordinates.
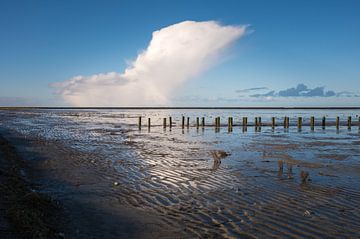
top-left (0, 109), bottom-right (359, 238)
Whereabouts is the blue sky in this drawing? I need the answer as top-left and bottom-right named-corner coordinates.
top-left (0, 0), bottom-right (359, 106)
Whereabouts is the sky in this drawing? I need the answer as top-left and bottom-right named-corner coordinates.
top-left (0, 0), bottom-right (359, 106)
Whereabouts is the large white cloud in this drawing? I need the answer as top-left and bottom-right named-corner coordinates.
top-left (53, 20), bottom-right (247, 106)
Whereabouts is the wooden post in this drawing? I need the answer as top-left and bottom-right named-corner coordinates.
top-left (322, 116), bottom-right (326, 129)
top-left (336, 116), bottom-right (340, 129)
top-left (228, 117), bottom-right (231, 131)
top-left (242, 117), bottom-right (247, 132)
top-left (163, 118), bottom-right (166, 129)
top-left (310, 116), bottom-right (315, 130)
top-left (215, 117), bottom-right (220, 132)
top-left (348, 116), bottom-right (352, 129)
top-left (258, 117), bottom-right (262, 127)
top-left (182, 116), bottom-right (185, 129)
top-left (202, 117), bottom-right (205, 127)
top-left (297, 117), bottom-right (302, 130)
top-left (287, 117), bottom-right (290, 128)
top-left (272, 117), bottom-right (276, 128)
top-left (138, 116), bottom-right (142, 130)
top-left (187, 117), bottom-right (190, 128)
top-left (243, 117), bottom-right (247, 127)
top-left (228, 117), bottom-right (233, 131)
top-left (169, 117), bottom-right (172, 128)
top-left (196, 117), bottom-right (199, 129)
top-left (148, 118), bottom-right (151, 129)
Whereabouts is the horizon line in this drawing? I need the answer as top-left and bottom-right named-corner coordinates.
top-left (1, 106), bottom-right (360, 110)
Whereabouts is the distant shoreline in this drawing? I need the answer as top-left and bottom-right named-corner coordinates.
top-left (1, 106), bottom-right (360, 110)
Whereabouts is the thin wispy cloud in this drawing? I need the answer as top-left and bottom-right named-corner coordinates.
top-left (53, 21), bottom-right (247, 106)
top-left (250, 91), bottom-right (275, 98)
top-left (235, 87), bottom-right (268, 93)
top-left (336, 91), bottom-right (360, 97)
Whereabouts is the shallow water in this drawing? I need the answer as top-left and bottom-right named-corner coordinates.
top-left (0, 109), bottom-right (360, 238)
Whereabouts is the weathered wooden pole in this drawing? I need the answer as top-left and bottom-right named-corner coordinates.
top-left (348, 116), bottom-right (352, 129)
top-left (228, 117), bottom-right (233, 132)
top-left (148, 118), bottom-right (151, 130)
top-left (215, 117), bottom-right (220, 132)
top-left (182, 116), bottom-right (185, 129)
top-left (322, 116), bottom-right (326, 129)
top-left (187, 117), bottom-right (190, 128)
top-left (258, 117), bottom-right (262, 127)
top-left (201, 117), bottom-right (205, 127)
top-left (196, 117), bottom-right (199, 129)
top-left (138, 116), bottom-right (142, 130)
top-left (336, 116), bottom-right (340, 129)
top-left (169, 117), bottom-right (172, 128)
top-left (284, 117), bottom-right (290, 128)
top-left (287, 117), bottom-right (290, 128)
top-left (163, 118), bottom-right (167, 129)
top-left (310, 116), bottom-right (315, 130)
top-left (297, 117), bottom-right (302, 130)
top-left (272, 117), bottom-right (276, 128)
top-left (255, 117), bottom-right (258, 127)
top-left (242, 117), bottom-right (247, 132)
top-left (243, 117), bottom-right (248, 127)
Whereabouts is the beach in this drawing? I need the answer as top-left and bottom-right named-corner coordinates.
top-left (0, 109), bottom-right (359, 238)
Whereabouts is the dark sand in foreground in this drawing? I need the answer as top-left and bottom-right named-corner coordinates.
top-left (0, 132), bottom-right (182, 239)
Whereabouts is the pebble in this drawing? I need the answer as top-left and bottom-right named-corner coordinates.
top-left (303, 210), bottom-right (312, 217)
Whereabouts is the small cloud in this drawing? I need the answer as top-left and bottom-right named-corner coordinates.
top-left (250, 90), bottom-right (275, 97)
top-left (278, 83), bottom-right (308, 97)
top-left (235, 87), bottom-right (268, 93)
top-left (302, 86), bottom-right (325, 97)
top-left (325, 90), bottom-right (336, 97)
top-left (249, 83), bottom-right (359, 98)
top-left (336, 91), bottom-right (360, 97)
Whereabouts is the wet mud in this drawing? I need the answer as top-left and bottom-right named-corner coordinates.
top-left (0, 109), bottom-right (359, 238)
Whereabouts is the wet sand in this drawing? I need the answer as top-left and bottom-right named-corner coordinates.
top-left (0, 131), bottom-right (184, 239)
top-left (0, 137), bottom-right (16, 238)
top-left (1, 130), bottom-right (359, 238)
top-left (0, 135), bottom-right (63, 239)
top-left (0, 109), bottom-right (359, 238)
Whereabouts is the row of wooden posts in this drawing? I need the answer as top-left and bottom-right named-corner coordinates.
top-left (137, 116), bottom-right (359, 130)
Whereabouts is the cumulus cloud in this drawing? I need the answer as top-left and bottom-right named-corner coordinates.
top-left (53, 21), bottom-right (247, 106)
